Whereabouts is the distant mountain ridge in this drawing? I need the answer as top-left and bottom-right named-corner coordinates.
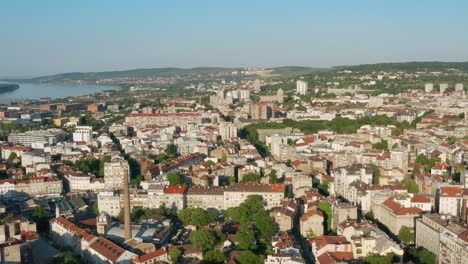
top-left (5, 61), bottom-right (468, 84)
top-left (333, 61), bottom-right (468, 72)
top-left (23, 67), bottom-right (242, 83)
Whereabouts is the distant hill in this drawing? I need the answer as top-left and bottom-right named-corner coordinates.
top-left (17, 67), bottom-right (242, 84)
top-left (7, 61), bottom-right (468, 85)
top-left (333, 61), bottom-right (468, 72)
top-left (268, 66), bottom-right (328, 76)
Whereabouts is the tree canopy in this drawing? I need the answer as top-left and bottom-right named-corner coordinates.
top-left (191, 228), bottom-right (217, 251)
top-left (402, 178), bottom-right (419, 193)
top-left (203, 249), bottom-right (226, 264)
top-left (404, 247), bottom-right (436, 264)
top-left (167, 172), bottom-right (185, 185)
top-left (241, 173), bottom-right (262, 183)
top-left (177, 208), bottom-right (217, 228)
top-left (318, 202), bottom-right (332, 233)
top-left (169, 247), bottom-right (182, 264)
top-left (236, 250), bottom-right (264, 264)
top-left (398, 226), bottom-right (414, 244)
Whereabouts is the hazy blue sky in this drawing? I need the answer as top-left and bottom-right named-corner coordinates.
top-left (1, 0), bottom-right (467, 77)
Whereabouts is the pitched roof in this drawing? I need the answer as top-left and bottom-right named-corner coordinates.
top-left (410, 195), bottom-right (431, 203)
top-left (312, 236), bottom-right (350, 250)
top-left (134, 248), bottom-right (167, 263)
top-left (301, 208), bottom-right (324, 222)
top-left (164, 185), bottom-right (187, 194)
top-left (383, 197), bottom-right (423, 215)
top-left (89, 237), bottom-right (127, 262)
top-left (439, 186), bottom-right (462, 197)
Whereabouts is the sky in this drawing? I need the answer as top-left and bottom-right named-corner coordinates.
top-left (1, 0), bottom-right (467, 77)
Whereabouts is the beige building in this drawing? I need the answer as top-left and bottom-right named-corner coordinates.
top-left (374, 197), bottom-right (422, 234)
top-left (249, 102), bottom-right (273, 120)
top-left (104, 160), bottom-right (130, 190)
top-left (332, 202), bottom-right (357, 230)
top-left (0, 217), bottom-right (36, 243)
top-left (223, 183), bottom-right (285, 210)
top-left (391, 147), bottom-right (409, 172)
top-left (271, 207), bottom-right (295, 232)
top-left (64, 172), bottom-right (93, 192)
top-left (338, 220), bottom-right (403, 258)
top-left (416, 213), bottom-right (468, 264)
top-left (50, 217), bottom-right (137, 264)
top-left (219, 122), bottom-right (238, 140)
top-left (186, 186), bottom-right (224, 211)
top-left (300, 208), bottom-right (324, 238)
top-left (98, 191), bottom-right (122, 217)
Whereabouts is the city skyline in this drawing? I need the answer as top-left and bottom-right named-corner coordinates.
top-left (1, 0), bottom-right (468, 77)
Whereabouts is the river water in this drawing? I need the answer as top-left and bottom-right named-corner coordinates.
top-left (0, 82), bottom-right (118, 102)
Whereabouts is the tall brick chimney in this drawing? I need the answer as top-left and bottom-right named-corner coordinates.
top-left (123, 166), bottom-right (132, 241)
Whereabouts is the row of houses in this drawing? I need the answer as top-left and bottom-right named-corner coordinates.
top-left (0, 177), bottom-right (62, 198)
top-left (98, 183), bottom-right (285, 217)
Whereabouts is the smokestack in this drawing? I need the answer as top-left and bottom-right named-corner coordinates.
top-left (123, 164), bottom-right (132, 241)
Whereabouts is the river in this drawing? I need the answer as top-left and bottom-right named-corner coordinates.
top-left (0, 82), bottom-right (119, 102)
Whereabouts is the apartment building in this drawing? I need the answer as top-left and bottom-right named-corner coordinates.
top-left (416, 214), bottom-right (468, 264)
top-left (104, 160), bottom-right (130, 190)
top-left (8, 129), bottom-right (66, 146)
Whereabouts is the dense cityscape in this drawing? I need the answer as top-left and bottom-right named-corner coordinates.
top-left (0, 62), bottom-right (466, 264)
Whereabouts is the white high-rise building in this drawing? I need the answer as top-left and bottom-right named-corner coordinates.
top-left (424, 83), bottom-right (433, 93)
top-left (219, 122), bottom-right (238, 140)
top-left (73, 126), bottom-right (93, 143)
top-left (296, 80), bottom-right (308, 95)
top-left (440, 83), bottom-right (448, 93)
top-left (455, 83), bottom-right (464, 92)
top-left (104, 160), bottom-right (130, 190)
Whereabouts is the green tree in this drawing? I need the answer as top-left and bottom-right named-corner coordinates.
top-left (203, 249), bottom-right (226, 264)
top-left (269, 169), bottom-right (278, 184)
top-left (168, 247), bottom-right (183, 264)
top-left (7, 152), bottom-right (17, 162)
top-left (402, 178), bottom-right (419, 193)
top-left (220, 154), bottom-right (228, 163)
top-left (447, 136), bottom-right (456, 145)
top-left (166, 143), bottom-right (179, 158)
top-left (317, 179), bottom-right (330, 196)
top-left (178, 208), bottom-right (215, 228)
top-left (99, 156), bottom-right (111, 177)
top-left (191, 228), bottom-right (216, 251)
top-left (365, 253), bottom-right (398, 264)
top-left (373, 139), bottom-right (389, 152)
top-left (33, 206), bottom-right (48, 233)
top-left (398, 226), bottom-right (414, 244)
top-left (127, 158), bottom-right (141, 178)
top-left (167, 172), bottom-right (184, 185)
top-left (52, 250), bottom-right (81, 264)
top-left (130, 175), bottom-right (144, 188)
top-left (92, 203), bottom-right (99, 215)
top-left (305, 228), bottom-right (316, 239)
top-left (404, 247), bottom-right (436, 264)
top-left (253, 210), bottom-right (276, 241)
top-left (241, 173), bottom-right (262, 183)
top-left (236, 250), bottom-right (264, 264)
top-left (370, 164), bottom-right (381, 185)
top-left (318, 202), bottom-right (332, 233)
top-left (237, 224), bottom-right (255, 250)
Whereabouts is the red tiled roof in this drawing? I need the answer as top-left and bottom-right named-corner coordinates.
top-left (89, 237), bottom-right (127, 262)
top-left (301, 208), bottom-right (323, 222)
top-left (164, 185), bottom-right (187, 194)
top-left (134, 248), bottom-right (167, 263)
top-left (410, 195), bottom-right (431, 203)
top-left (383, 197), bottom-right (422, 215)
top-left (313, 236), bottom-right (349, 250)
top-left (439, 186), bottom-right (462, 197)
